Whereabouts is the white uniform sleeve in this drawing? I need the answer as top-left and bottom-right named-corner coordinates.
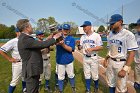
top-left (0, 40), bottom-right (14, 52)
top-left (126, 32), bottom-right (139, 51)
top-left (96, 34), bottom-right (103, 46)
top-left (80, 36), bottom-right (83, 46)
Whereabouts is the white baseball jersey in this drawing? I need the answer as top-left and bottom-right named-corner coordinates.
top-left (41, 48), bottom-right (50, 59)
top-left (107, 29), bottom-right (138, 59)
top-left (134, 33), bottom-right (140, 63)
top-left (0, 38), bottom-right (21, 60)
top-left (41, 39), bottom-right (50, 59)
top-left (80, 32), bottom-right (103, 56)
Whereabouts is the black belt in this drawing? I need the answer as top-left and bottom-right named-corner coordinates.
top-left (17, 60), bottom-right (21, 62)
top-left (85, 54), bottom-right (96, 57)
top-left (111, 58), bottom-right (126, 61)
top-left (43, 58), bottom-right (49, 61)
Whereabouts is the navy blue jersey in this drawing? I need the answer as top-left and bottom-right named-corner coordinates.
top-left (56, 35), bottom-right (75, 64)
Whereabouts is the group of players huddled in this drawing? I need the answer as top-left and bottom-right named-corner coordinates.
top-left (0, 14), bottom-right (140, 93)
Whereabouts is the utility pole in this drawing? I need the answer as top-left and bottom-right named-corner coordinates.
top-left (122, 4), bottom-right (124, 17)
top-left (107, 14), bottom-right (109, 31)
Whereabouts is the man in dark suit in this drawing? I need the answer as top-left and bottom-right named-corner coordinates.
top-left (16, 19), bottom-right (62, 93)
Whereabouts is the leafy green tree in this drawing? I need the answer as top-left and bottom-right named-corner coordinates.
top-left (37, 18), bottom-right (49, 32)
top-left (0, 24), bottom-right (16, 39)
top-left (4, 25), bottom-right (16, 39)
top-left (129, 23), bottom-right (136, 31)
top-left (47, 16), bottom-right (57, 25)
top-left (97, 25), bottom-right (105, 32)
top-left (37, 17), bottom-right (58, 33)
top-left (0, 24), bottom-right (8, 39)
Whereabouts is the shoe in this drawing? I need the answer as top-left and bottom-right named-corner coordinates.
top-left (23, 88), bottom-right (27, 93)
top-left (44, 86), bottom-right (52, 93)
top-left (72, 87), bottom-right (76, 93)
top-left (85, 90), bottom-right (91, 93)
top-left (94, 88), bottom-right (98, 93)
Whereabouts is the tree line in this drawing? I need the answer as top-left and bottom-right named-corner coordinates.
top-left (0, 16), bottom-right (78, 39)
top-left (0, 16), bottom-right (137, 39)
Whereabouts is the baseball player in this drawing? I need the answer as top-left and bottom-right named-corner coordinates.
top-left (56, 24), bottom-right (76, 93)
top-left (0, 28), bottom-right (26, 93)
top-left (134, 18), bottom-right (140, 93)
top-left (104, 14), bottom-right (138, 93)
top-left (55, 25), bottom-right (68, 90)
top-left (78, 21), bottom-right (103, 93)
top-left (35, 30), bottom-right (52, 92)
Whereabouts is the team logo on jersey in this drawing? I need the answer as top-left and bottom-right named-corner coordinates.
top-left (66, 41), bottom-right (70, 45)
top-left (83, 40), bottom-right (95, 44)
top-left (109, 39), bottom-right (123, 46)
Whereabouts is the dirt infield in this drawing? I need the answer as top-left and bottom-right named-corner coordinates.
top-left (73, 49), bottom-right (136, 93)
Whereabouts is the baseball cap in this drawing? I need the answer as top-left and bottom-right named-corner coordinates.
top-left (107, 14), bottom-right (123, 25)
top-left (62, 24), bottom-right (71, 30)
top-left (80, 21), bottom-right (92, 27)
top-left (134, 19), bottom-right (140, 25)
top-left (35, 30), bottom-right (44, 36)
top-left (15, 28), bottom-right (20, 32)
top-left (57, 25), bottom-right (62, 31)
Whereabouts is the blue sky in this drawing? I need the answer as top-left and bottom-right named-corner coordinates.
top-left (0, 0), bottom-right (139, 27)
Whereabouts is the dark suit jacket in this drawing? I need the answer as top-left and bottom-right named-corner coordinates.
top-left (18, 33), bottom-right (56, 78)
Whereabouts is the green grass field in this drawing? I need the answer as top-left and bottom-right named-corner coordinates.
top-left (0, 42), bottom-right (109, 93)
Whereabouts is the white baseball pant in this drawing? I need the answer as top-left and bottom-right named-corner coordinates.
top-left (106, 58), bottom-right (128, 93)
top-left (10, 62), bottom-right (24, 86)
top-left (40, 58), bottom-right (51, 81)
top-left (83, 56), bottom-right (99, 80)
top-left (58, 62), bottom-right (75, 80)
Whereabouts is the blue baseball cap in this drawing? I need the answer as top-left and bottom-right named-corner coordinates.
top-left (107, 14), bottom-right (123, 25)
top-left (35, 30), bottom-right (44, 36)
top-left (80, 21), bottom-right (92, 27)
top-left (135, 19), bottom-right (140, 25)
top-left (57, 25), bottom-right (62, 31)
top-left (62, 24), bottom-right (71, 30)
top-left (15, 28), bottom-right (20, 32)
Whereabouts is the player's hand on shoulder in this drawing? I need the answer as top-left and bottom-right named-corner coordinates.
top-left (118, 69), bottom-right (126, 78)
